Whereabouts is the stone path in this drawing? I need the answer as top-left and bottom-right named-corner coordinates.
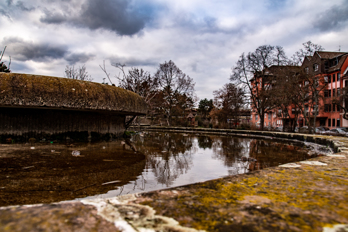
top-left (1, 131), bottom-right (348, 232)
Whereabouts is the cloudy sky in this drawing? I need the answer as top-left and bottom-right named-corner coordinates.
top-left (1, 0), bottom-right (348, 100)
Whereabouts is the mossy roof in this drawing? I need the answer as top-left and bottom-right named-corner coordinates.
top-left (0, 73), bottom-right (147, 115)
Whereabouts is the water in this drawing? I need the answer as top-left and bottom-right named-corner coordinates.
top-left (0, 132), bottom-right (321, 206)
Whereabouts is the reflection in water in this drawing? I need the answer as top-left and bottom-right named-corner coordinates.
top-left (95, 132), bottom-right (315, 199)
top-left (0, 132), bottom-right (319, 205)
top-left (134, 133), bottom-right (194, 186)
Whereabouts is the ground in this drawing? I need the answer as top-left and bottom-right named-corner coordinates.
top-left (0, 130), bottom-right (348, 232)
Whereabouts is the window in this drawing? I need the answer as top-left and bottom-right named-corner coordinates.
top-left (313, 64), bottom-right (319, 71)
top-left (314, 79), bottom-right (319, 88)
top-left (328, 90), bottom-right (331, 97)
top-left (332, 104), bottom-right (336, 112)
top-left (337, 118), bottom-right (341, 127)
top-left (338, 73), bottom-right (340, 82)
top-left (324, 90), bottom-right (329, 97)
top-left (268, 113), bottom-right (271, 120)
top-left (345, 80), bottom-right (348, 87)
top-left (324, 76), bottom-right (329, 83)
top-left (256, 115), bottom-right (258, 120)
top-left (337, 88), bottom-right (340, 96)
top-left (332, 119), bottom-right (335, 127)
top-left (333, 74), bottom-right (336, 82)
top-left (305, 67), bottom-right (309, 74)
top-left (328, 118), bottom-right (331, 127)
top-left (333, 89), bottom-right (336, 97)
top-left (328, 75), bottom-right (331, 83)
top-left (305, 81), bottom-right (309, 86)
top-left (324, 104), bottom-right (330, 112)
top-left (332, 58), bottom-right (338, 66)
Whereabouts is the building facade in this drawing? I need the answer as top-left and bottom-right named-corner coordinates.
top-left (251, 51), bottom-right (348, 129)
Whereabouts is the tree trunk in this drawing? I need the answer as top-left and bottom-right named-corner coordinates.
top-left (260, 113), bottom-right (265, 131)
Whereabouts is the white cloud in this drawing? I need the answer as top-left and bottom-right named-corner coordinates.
top-left (0, 0), bottom-right (347, 101)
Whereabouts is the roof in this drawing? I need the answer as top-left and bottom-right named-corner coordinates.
top-left (328, 54), bottom-right (348, 72)
top-left (316, 51), bottom-right (347, 59)
top-left (0, 73), bottom-right (148, 115)
top-left (305, 56), bottom-right (312, 61)
top-left (265, 65), bottom-right (300, 75)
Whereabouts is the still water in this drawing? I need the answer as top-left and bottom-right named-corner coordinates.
top-left (0, 132), bottom-right (317, 206)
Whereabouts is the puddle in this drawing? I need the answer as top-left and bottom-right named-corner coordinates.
top-left (0, 132), bottom-right (326, 206)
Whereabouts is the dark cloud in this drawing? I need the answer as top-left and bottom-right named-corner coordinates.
top-left (109, 56), bottom-right (158, 67)
top-left (0, 8), bottom-right (11, 20)
top-left (4, 37), bottom-right (68, 62)
top-left (16, 1), bottom-right (35, 11)
top-left (65, 52), bottom-right (95, 65)
top-left (40, 0), bottom-right (155, 35)
top-left (3, 37), bottom-right (94, 64)
top-left (40, 9), bottom-right (66, 24)
top-left (313, 3), bottom-right (348, 31)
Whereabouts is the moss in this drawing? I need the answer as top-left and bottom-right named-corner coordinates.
top-left (140, 155), bottom-right (348, 231)
top-left (0, 73), bottom-right (147, 115)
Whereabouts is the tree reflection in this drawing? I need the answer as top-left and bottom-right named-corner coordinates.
top-left (128, 133), bottom-right (310, 189)
top-left (132, 132), bottom-right (194, 186)
top-left (206, 136), bottom-right (310, 175)
top-left (211, 136), bottom-right (247, 166)
top-left (197, 136), bottom-right (212, 149)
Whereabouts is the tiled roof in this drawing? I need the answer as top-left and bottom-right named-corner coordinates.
top-left (316, 51), bottom-right (347, 59)
top-left (266, 65), bottom-right (300, 75)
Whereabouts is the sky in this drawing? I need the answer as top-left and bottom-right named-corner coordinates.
top-left (1, 0), bottom-right (348, 101)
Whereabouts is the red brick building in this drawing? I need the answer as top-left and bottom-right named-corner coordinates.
top-left (251, 51), bottom-right (348, 129)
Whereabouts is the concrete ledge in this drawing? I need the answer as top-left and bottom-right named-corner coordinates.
top-left (143, 126), bottom-right (343, 152)
top-left (1, 129), bottom-right (348, 231)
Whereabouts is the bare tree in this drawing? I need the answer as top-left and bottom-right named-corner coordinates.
top-left (291, 41), bottom-right (324, 65)
top-left (0, 46), bottom-right (11, 73)
top-left (99, 60), bottom-right (114, 85)
top-left (154, 60), bottom-right (195, 126)
top-left (213, 83), bottom-right (246, 128)
top-left (270, 66), bottom-right (301, 131)
top-left (64, 64), bottom-right (93, 81)
top-left (231, 45), bottom-right (288, 130)
top-left (115, 66), bottom-right (160, 104)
